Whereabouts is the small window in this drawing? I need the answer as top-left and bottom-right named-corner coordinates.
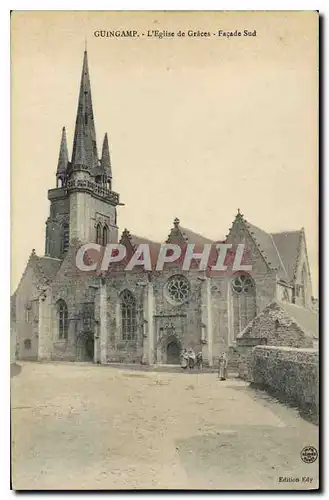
top-left (24, 338), bottom-right (31, 350)
top-left (83, 316), bottom-right (92, 331)
top-left (25, 305), bottom-right (31, 323)
top-left (275, 319), bottom-right (280, 331)
top-left (62, 223), bottom-right (69, 252)
top-left (102, 225), bottom-right (109, 246)
top-left (96, 224), bottom-right (102, 244)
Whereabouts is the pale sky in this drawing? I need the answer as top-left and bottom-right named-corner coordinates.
top-left (11, 11), bottom-right (318, 294)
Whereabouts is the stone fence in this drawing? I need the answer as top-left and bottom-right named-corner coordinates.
top-left (250, 345), bottom-right (319, 415)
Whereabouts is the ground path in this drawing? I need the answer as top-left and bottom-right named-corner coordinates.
top-left (11, 362), bottom-right (319, 490)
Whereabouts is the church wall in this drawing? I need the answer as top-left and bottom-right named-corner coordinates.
top-left (254, 272), bottom-right (277, 313)
top-left (151, 269), bottom-right (204, 361)
top-left (15, 265), bottom-right (40, 360)
top-left (277, 283), bottom-right (293, 303)
top-left (48, 258), bottom-right (98, 361)
top-left (69, 191), bottom-right (92, 242)
top-left (46, 192), bottom-right (69, 258)
top-left (89, 196), bottom-right (118, 244)
top-left (97, 271), bottom-right (147, 363)
top-left (210, 278), bottom-right (228, 363)
top-left (293, 236), bottom-right (313, 308)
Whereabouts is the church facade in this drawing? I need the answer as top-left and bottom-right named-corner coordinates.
top-left (12, 50), bottom-right (316, 366)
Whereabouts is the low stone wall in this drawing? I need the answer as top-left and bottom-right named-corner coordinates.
top-left (251, 346), bottom-right (319, 415)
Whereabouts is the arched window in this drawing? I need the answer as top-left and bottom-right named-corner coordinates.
top-left (102, 225), bottom-right (109, 246)
top-left (121, 290), bottom-right (137, 341)
top-left (58, 300), bottom-right (68, 340)
top-left (96, 223), bottom-right (102, 244)
top-left (231, 273), bottom-right (256, 338)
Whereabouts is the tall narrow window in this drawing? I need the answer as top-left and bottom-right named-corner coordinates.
top-left (96, 223), bottom-right (102, 244)
top-left (58, 300), bottom-right (68, 340)
top-left (121, 290), bottom-right (137, 341)
top-left (62, 223), bottom-right (69, 252)
top-left (25, 304), bottom-right (31, 323)
top-left (301, 264), bottom-right (308, 307)
top-left (102, 225), bottom-right (109, 246)
top-left (231, 273), bottom-right (256, 339)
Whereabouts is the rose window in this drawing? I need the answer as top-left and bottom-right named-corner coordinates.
top-left (166, 275), bottom-right (190, 304)
top-left (231, 274), bottom-right (255, 294)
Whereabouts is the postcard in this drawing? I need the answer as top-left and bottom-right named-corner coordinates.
top-left (11, 11), bottom-right (319, 490)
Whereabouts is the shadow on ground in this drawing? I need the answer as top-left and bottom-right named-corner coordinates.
top-left (10, 363), bottom-right (21, 378)
top-left (175, 426), bottom-right (319, 489)
top-left (228, 381), bottom-right (319, 426)
top-left (93, 362), bottom-right (220, 375)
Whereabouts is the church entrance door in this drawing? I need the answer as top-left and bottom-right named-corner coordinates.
top-left (85, 333), bottom-right (94, 361)
top-left (166, 340), bottom-right (181, 365)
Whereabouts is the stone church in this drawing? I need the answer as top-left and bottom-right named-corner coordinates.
top-left (12, 50), bottom-right (317, 366)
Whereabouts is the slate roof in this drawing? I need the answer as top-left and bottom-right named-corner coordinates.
top-left (179, 226), bottom-right (216, 245)
top-left (279, 301), bottom-right (318, 339)
top-left (237, 299), bottom-right (318, 341)
top-left (271, 231), bottom-right (301, 282)
top-left (10, 292), bottom-right (17, 321)
top-left (35, 256), bottom-right (62, 282)
top-left (71, 50), bottom-right (98, 170)
top-left (231, 212), bottom-right (303, 284)
top-left (244, 221), bottom-right (289, 281)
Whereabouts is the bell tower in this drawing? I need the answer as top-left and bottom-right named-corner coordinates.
top-left (45, 50), bottom-right (120, 258)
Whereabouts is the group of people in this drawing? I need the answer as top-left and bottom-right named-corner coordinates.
top-left (180, 348), bottom-right (228, 380)
top-left (180, 348), bottom-right (203, 370)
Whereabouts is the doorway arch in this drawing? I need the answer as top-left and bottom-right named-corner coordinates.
top-left (157, 334), bottom-right (182, 365)
top-left (166, 340), bottom-right (181, 364)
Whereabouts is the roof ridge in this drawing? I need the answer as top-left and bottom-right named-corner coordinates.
top-left (271, 229), bottom-right (302, 235)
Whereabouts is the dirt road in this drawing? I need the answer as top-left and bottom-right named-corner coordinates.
top-left (11, 362), bottom-right (319, 490)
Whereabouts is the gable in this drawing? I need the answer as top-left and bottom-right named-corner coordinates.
top-left (226, 218), bottom-right (270, 274)
top-left (294, 230), bottom-right (312, 285)
top-left (15, 259), bottom-right (43, 323)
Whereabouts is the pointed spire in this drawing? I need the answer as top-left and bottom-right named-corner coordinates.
top-left (101, 133), bottom-right (112, 178)
top-left (71, 50), bottom-right (98, 170)
top-left (56, 127), bottom-right (69, 175)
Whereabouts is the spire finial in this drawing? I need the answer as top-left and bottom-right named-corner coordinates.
top-left (84, 37), bottom-right (87, 52)
top-left (174, 217), bottom-right (180, 228)
top-left (56, 126), bottom-right (69, 177)
top-left (100, 132), bottom-right (112, 178)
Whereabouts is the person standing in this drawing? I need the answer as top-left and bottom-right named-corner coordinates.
top-left (188, 348), bottom-right (196, 370)
top-left (196, 351), bottom-right (203, 370)
top-left (180, 349), bottom-right (188, 370)
top-left (218, 352), bottom-right (228, 380)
